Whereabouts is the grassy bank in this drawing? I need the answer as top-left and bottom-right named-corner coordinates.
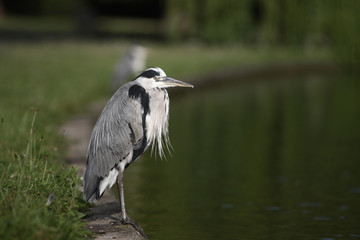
top-left (0, 41), bottom-right (332, 239)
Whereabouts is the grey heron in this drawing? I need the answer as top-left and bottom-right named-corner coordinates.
top-left (110, 45), bottom-right (147, 91)
top-left (83, 67), bottom-right (193, 236)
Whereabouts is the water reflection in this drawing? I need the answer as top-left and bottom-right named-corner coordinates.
top-left (124, 73), bottom-right (360, 240)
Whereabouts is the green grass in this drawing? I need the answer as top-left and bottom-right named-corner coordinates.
top-left (0, 41), bottom-right (332, 239)
top-left (147, 43), bottom-right (332, 77)
top-left (0, 110), bottom-right (91, 239)
top-left (0, 42), bottom-right (118, 240)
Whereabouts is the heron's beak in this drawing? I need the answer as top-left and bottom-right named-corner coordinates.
top-left (161, 77), bottom-right (194, 88)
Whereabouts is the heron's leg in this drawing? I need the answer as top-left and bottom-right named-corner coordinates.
top-left (115, 170), bottom-right (148, 239)
top-left (116, 170), bottom-right (127, 221)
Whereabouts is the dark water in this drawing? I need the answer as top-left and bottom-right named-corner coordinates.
top-left (124, 74), bottom-right (360, 240)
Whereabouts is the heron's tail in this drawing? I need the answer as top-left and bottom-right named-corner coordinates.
top-left (83, 163), bottom-right (102, 202)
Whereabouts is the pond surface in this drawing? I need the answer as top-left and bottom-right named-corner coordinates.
top-left (124, 73), bottom-right (360, 240)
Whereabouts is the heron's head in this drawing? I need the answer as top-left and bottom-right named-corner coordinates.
top-left (135, 67), bottom-right (194, 89)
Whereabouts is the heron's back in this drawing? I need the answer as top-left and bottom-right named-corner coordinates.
top-left (83, 83), bottom-right (145, 201)
top-left (83, 82), bottom-right (170, 201)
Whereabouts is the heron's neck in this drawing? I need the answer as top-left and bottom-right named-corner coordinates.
top-left (145, 88), bottom-right (170, 158)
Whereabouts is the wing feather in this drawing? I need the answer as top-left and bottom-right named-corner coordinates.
top-left (83, 83), bottom-right (144, 200)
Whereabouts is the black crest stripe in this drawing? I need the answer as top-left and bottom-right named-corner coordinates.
top-left (135, 69), bottom-right (160, 79)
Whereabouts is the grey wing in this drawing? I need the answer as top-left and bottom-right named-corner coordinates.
top-left (83, 86), bottom-right (144, 200)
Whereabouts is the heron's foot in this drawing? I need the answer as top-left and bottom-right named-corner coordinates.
top-left (110, 218), bottom-right (148, 239)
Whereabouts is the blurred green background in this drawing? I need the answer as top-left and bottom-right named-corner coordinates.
top-left (0, 0), bottom-right (359, 239)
